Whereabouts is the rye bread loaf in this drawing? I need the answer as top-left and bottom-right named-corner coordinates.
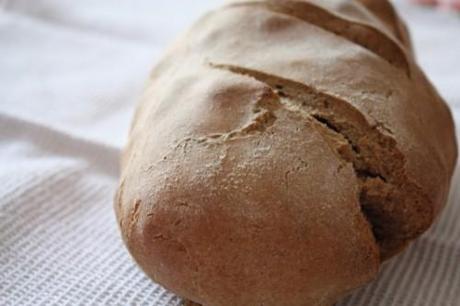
top-left (114, 0), bottom-right (458, 305)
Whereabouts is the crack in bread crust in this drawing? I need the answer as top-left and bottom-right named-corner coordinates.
top-left (211, 62), bottom-right (433, 260)
top-left (173, 90), bottom-right (279, 151)
top-left (356, 0), bottom-right (412, 51)
top-left (228, 0), bottom-right (411, 76)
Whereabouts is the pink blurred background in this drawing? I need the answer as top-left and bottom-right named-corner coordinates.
top-left (413, 0), bottom-right (460, 10)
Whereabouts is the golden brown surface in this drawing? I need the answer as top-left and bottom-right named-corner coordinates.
top-left (115, 0), bottom-right (457, 305)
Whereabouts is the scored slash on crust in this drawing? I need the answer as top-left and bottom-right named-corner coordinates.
top-left (229, 0), bottom-right (412, 77)
top-left (209, 62), bottom-right (433, 260)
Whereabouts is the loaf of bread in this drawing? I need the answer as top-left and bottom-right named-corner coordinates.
top-left (115, 0), bottom-right (457, 305)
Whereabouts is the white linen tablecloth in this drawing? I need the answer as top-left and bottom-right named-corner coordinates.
top-left (1, 1), bottom-right (459, 305)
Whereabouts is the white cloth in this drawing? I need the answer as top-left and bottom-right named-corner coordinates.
top-left (0, 1), bottom-right (459, 305)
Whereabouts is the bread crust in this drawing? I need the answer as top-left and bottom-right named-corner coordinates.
top-left (115, 0), bottom-right (457, 305)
